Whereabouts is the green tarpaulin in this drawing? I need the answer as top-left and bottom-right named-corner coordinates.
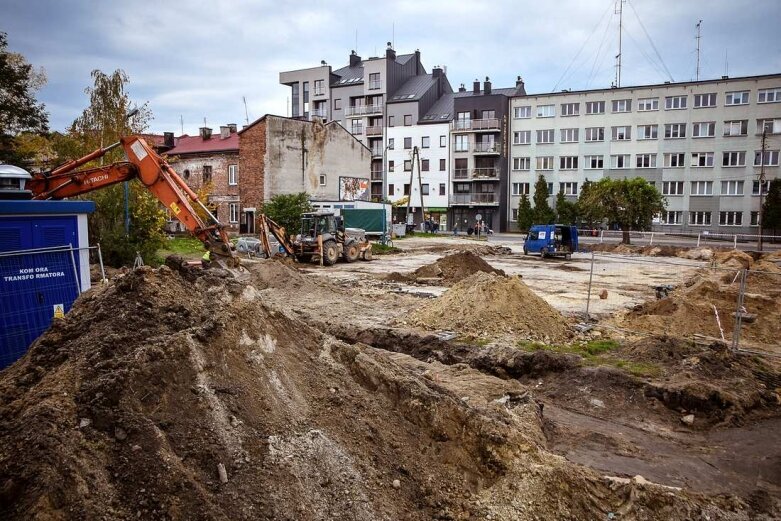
top-left (342, 209), bottom-right (385, 233)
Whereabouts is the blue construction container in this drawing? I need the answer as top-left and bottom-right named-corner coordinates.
top-left (0, 200), bottom-right (95, 369)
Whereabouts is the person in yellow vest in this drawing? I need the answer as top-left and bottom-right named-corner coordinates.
top-left (201, 249), bottom-right (212, 269)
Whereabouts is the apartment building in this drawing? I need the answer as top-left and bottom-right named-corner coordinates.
top-left (450, 77), bottom-right (526, 233)
top-left (509, 74), bottom-right (781, 234)
top-left (279, 45), bottom-right (451, 201)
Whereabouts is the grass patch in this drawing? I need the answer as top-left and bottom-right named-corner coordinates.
top-left (392, 231), bottom-right (440, 240)
top-left (611, 360), bottom-right (663, 378)
top-left (583, 339), bottom-right (620, 356)
top-left (457, 335), bottom-right (492, 347)
top-left (372, 243), bottom-right (402, 255)
top-left (158, 236), bottom-right (206, 257)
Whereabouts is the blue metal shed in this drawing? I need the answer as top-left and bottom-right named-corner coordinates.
top-left (0, 200), bottom-right (95, 369)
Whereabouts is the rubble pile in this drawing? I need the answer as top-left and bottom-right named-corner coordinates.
top-left (386, 251), bottom-right (505, 286)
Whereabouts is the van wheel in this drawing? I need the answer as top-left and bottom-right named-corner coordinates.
top-left (523, 246), bottom-right (528, 255)
top-left (540, 248), bottom-right (548, 259)
top-left (565, 253), bottom-right (572, 260)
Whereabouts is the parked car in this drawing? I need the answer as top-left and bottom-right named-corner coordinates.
top-left (236, 236), bottom-right (281, 258)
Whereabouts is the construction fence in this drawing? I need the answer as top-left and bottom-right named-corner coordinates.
top-left (579, 228), bottom-right (781, 250)
top-left (582, 251), bottom-right (781, 357)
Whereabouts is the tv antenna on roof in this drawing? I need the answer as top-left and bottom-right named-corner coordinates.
top-left (695, 20), bottom-right (703, 81)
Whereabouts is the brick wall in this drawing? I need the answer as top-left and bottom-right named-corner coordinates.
top-left (238, 120), bottom-right (267, 223)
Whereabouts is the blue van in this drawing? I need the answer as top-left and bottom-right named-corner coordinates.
top-left (523, 224), bottom-right (579, 259)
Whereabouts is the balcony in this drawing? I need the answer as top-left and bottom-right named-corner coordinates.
top-left (473, 142), bottom-right (500, 154)
top-left (453, 168), bottom-right (469, 179)
top-left (370, 147), bottom-right (383, 158)
top-left (366, 125), bottom-right (383, 136)
top-left (472, 167), bottom-right (499, 179)
top-left (451, 118), bottom-right (500, 132)
top-left (450, 193), bottom-right (499, 205)
top-left (309, 108), bottom-right (327, 119)
top-left (371, 170), bottom-right (383, 181)
top-left (345, 104), bottom-right (383, 117)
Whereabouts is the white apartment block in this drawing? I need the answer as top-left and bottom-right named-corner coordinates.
top-left (509, 74), bottom-right (781, 234)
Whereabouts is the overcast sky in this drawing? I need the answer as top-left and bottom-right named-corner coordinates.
top-left (4, 0), bottom-right (781, 135)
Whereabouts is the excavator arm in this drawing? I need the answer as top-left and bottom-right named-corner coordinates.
top-left (27, 136), bottom-right (240, 268)
top-left (258, 213), bottom-right (296, 258)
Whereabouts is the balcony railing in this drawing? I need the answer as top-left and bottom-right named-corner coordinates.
top-left (451, 118), bottom-right (500, 131)
top-left (370, 148), bottom-right (383, 158)
top-left (473, 142), bottom-right (500, 154)
top-left (309, 108), bottom-right (327, 119)
top-left (371, 170), bottom-right (383, 180)
top-left (369, 80), bottom-right (382, 90)
top-left (345, 104), bottom-right (383, 117)
top-left (450, 193), bottom-right (499, 205)
top-left (472, 167), bottom-right (499, 179)
top-left (366, 125), bottom-right (383, 136)
top-left (313, 88), bottom-right (325, 96)
top-left (453, 168), bottom-right (469, 179)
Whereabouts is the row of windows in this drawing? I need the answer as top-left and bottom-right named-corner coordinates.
top-left (388, 158), bottom-right (448, 172)
top-left (388, 135), bottom-right (448, 150)
top-left (509, 181), bottom-right (769, 199)
top-left (512, 88), bottom-right (781, 119)
top-left (512, 119), bottom-right (781, 144)
top-left (511, 151), bottom-right (780, 171)
top-left (181, 164), bottom-right (238, 186)
top-left (510, 182), bottom-right (578, 196)
top-left (387, 183), bottom-right (447, 196)
top-left (659, 210), bottom-right (761, 226)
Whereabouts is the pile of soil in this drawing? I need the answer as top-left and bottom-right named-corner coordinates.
top-left (385, 251), bottom-right (505, 286)
top-left (409, 272), bottom-right (570, 342)
top-left (715, 250), bottom-right (754, 269)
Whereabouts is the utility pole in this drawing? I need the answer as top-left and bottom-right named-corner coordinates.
top-left (695, 20), bottom-right (703, 81)
top-left (758, 128), bottom-right (767, 251)
top-left (615, 0), bottom-right (625, 87)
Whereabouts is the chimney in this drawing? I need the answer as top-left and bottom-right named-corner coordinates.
top-left (228, 123), bottom-right (237, 133)
top-left (385, 42), bottom-right (396, 61)
top-left (414, 49), bottom-right (421, 73)
top-left (458, 83), bottom-right (466, 93)
top-left (432, 66), bottom-right (443, 79)
top-left (163, 132), bottom-right (174, 148)
top-left (473, 79), bottom-right (480, 94)
top-left (483, 76), bottom-right (492, 95)
top-left (349, 50), bottom-right (361, 67)
top-left (199, 127), bottom-right (212, 139)
top-left (516, 75), bottom-right (525, 90)
top-left (219, 125), bottom-right (230, 139)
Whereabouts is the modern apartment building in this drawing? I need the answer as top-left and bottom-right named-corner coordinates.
top-left (509, 74), bottom-right (781, 234)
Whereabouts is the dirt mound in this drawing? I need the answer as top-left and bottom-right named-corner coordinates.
top-left (410, 272), bottom-right (570, 342)
top-left (246, 257), bottom-right (317, 290)
top-left (678, 247), bottom-right (715, 261)
top-left (411, 251), bottom-right (505, 285)
top-left (715, 249), bottom-right (754, 269)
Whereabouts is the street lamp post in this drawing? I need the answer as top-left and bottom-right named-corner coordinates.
top-left (758, 129), bottom-right (767, 252)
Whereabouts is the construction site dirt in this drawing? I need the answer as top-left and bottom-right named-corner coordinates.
top-left (1, 235), bottom-right (780, 520)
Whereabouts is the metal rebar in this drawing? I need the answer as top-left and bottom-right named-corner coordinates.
top-left (585, 251), bottom-right (596, 319)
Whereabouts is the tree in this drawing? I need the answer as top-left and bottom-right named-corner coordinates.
top-left (262, 193), bottom-right (312, 236)
top-left (532, 174), bottom-right (555, 224)
top-left (516, 193), bottom-right (534, 232)
top-left (0, 32), bottom-right (49, 164)
top-left (578, 177), bottom-right (665, 244)
top-left (555, 189), bottom-right (579, 224)
top-left (762, 178), bottom-right (781, 235)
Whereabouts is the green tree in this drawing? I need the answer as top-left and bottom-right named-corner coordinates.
top-left (555, 189), bottom-right (579, 224)
top-left (761, 178), bottom-right (781, 235)
top-left (578, 177), bottom-right (665, 244)
top-left (516, 193), bottom-right (534, 232)
top-left (262, 193), bottom-right (312, 236)
top-left (0, 32), bottom-right (49, 163)
top-left (532, 174), bottom-right (555, 224)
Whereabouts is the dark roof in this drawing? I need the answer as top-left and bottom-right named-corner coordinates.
top-left (396, 53), bottom-right (415, 65)
top-left (453, 87), bottom-right (521, 98)
top-left (331, 65), bottom-right (364, 86)
top-left (165, 133), bottom-right (239, 155)
top-left (387, 74), bottom-right (437, 103)
top-left (420, 92), bottom-right (454, 123)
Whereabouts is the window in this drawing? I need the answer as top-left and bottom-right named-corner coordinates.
top-left (758, 88), bottom-right (781, 103)
top-left (403, 137), bottom-right (412, 149)
top-left (585, 101), bottom-right (605, 114)
top-left (421, 159), bottom-right (430, 171)
top-left (585, 127), bottom-right (604, 142)
top-left (388, 138), bottom-right (395, 150)
top-left (439, 183), bottom-right (446, 196)
top-left (690, 211), bottom-right (712, 226)
top-left (388, 160), bottom-right (394, 172)
top-left (692, 122), bottom-right (715, 137)
top-left (440, 135), bottom-right (447, 147)
top-left (690, 181), bottom-right (713, 196)
top-left (561, 103), bottom-right (579, 116)
top-left (318, 174), bottom-right (326, 186)
top-left (751, 211), bottom-right (760, 226)
top-left (754, 150), bottom-right (780, 166)
top-left (758, 118), bottom-right (781, 135)
top-left (585, 155), bottom-right (604, 169)
top-left (638, 97), bottom-right (659, 111)
top-left (665, 95), bottom-right (687, 110)
top-left (692, 152), bottom-right (714, 167)
top-left (511, 209), bottom-right (518, 221)
top-left (333, 98), bottom-right (342, 110)
top-left (725, 91), bottom-right (749, 105)
top-left (228, 164), bottom-right (238, 185)
top-left (723, 120), bottom-right (748, 136)
top-left (536, 104), bottom-right (555, 118)
top-left (313, 79), bottom-right (324, 96)
top-left (421, 184), bottom-right (429, 195)
top-left (513, 157), bottom-right (531, 170)
top-left (661, 211), bottom-right (683, 225)
top-left (610, 154), bottom-right (630, 169)
top-left (663, 153), bottom-right (685, 168)
top-left (368, 72), bottom-right (380, 90)
top-left (753, 180), bottom-right (770, 195)
top-left (202, 165), bottom-right (212, 183)
top-left (662, 181), bottom-right (684, 195)
top-left (388, 116), bottom-right (394, 127)
top-left (512, 182), bottom-right (530, 195)
top-left (514, 105), bottom-right (531, 118)
top-left (637, 125), bottom-right (658, 140)
top-left (536, 129), bottom-right (554, 144)
top-left (560, 156), bottom-right (578, 170)
top-left (404, 115), bottom-right (412, 126)
top-left (559, 182), bottom-right (578, 195)
top-left (403, 184), bottom-right (410, 196)
top-left (560, 128), bottom-right (579, 143)
top-left (720, 211), bottom-right (743, 226)
top-left (454, 135), bottom-right (469, 152)
top-left (404, 160), bottom-right (412, 171)
top-left (612, 99), bottom-right (631, 113)
top-left (664, 123), bottom-right (686, 139)
top-left (388, 183), bottom-right (394, 196)
top-left (536, 156), bottom-right (554, 170)
top-left (636, 154), bottom-right (657, 168)
top-left (721, 181), bottom-right (744, 195)
top-left (693, 93), bottom-right (716, 108)
top-left (611, 126), bottom-right (631, 141)
top-left (722, 151), bottom-right (746, 167)
top-left (351, 120), bottom-right (363, 134)
top-left (514, 130), bottom-right (531, 144)
top-left (421, 136), bottom-right (430, 148)
top-left (229, 203), bottom-right (239, 223)
top-left (439, 159), bottom-right (446, 171)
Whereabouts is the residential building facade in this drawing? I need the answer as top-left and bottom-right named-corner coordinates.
top-left (509, 74), bottom-right (781, 234)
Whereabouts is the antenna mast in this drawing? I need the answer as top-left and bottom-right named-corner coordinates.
top-left (243, 96), bottom-right (250, 125)
top-left (615, 0), bottom-right (625, 87)
top-left (696, 20), bottom-right (702, 81)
